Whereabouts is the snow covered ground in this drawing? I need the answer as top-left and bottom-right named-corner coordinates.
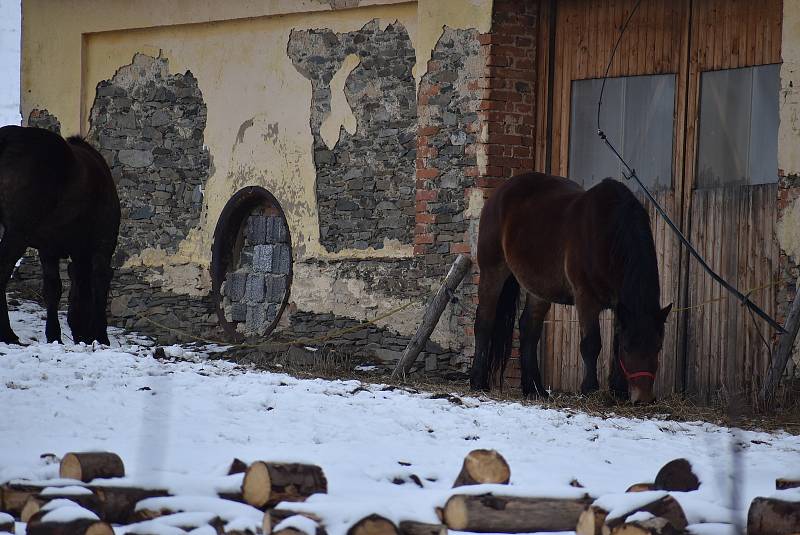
top-left (1, 301), bottom-right (798, 535)
top-left (0, 0), bottom-right (21, 126)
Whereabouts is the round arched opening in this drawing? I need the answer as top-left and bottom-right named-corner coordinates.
top-left (211, 186), bottom-right (292, 341)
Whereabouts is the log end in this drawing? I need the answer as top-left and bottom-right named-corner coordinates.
top-left (347, 515), bottom-right (398, 535)
top-left (453, 449), bottom-right (510, 487)
top-left (654, 459), bottom-right (699, 492)
top-left (242, 462), bottom-right (271, 509)
top-left (576, 506), bottom-right (607, 535)
top-left (625, 483), bottom-right (657, 493)
top-left (442, 496), bottom-right (468, 531)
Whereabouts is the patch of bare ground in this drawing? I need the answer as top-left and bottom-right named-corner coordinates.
top-left (213, 345), bottom-right (800, 435)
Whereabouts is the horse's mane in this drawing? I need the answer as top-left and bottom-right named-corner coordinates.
top-left (66, 135), bottom-right (94, 150)
top-left (604, 179), bottom-right (663, 349)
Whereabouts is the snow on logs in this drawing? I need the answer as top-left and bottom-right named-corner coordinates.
top-left (59, 454), bottom-right (124, 483)
top-left (241, 462), bottom-right (327, 510)
top-left (452, 450), bottom-right (510, 488)
top-left (442, 493), bottom-right (592, 533)
top-left (747, 493), bottom-right (800, 535)
top-left (575, 492), bottom-right (687, 535)
top-left (0, 512), bottom-right (14, 533)
top-left (25, 500), bottom-right (113, 535)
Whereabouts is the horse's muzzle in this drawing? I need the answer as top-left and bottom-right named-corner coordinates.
top-left (629, 383), bottom-right (656, 404)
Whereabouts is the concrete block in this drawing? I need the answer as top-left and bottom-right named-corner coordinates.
top-left (245, 273), bottom-right (265, 303)
top-left (252, 244), bottom-right (273, 273)
top-left (225, 271), bottom-right (247, 301)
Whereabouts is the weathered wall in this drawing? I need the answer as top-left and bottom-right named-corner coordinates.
top-left (18, 0), bottom-right (494, 365)
top-left (778, 1), bottom-right (800, 376)
top-left (288, 21), bottom-right (417, 252)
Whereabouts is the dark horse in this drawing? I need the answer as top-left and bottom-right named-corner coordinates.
top-left (0, 125), bottom-right (120, 345)
top-left (469, 172), bottom-right (671, 403)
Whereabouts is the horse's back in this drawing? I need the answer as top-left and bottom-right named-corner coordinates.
top-left (478, 172), bottom-right (585, 302)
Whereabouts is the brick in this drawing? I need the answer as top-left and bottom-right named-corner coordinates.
top-left (245, 273), bottom-right (266, 303)
top-left (252, 244), bottom-right (274, 273)
top-left (417, 168), bottom-right (440, 179)
top-left (416, 189), bottom-right (438, 201)
top-left (417, 213), bottom-right (436, 224)
top-left (450, 243), bottom-right (472, 254)
top-left (415, 233), bottom-right (434, 245)
top-left (225, 271), bottom-right (247, 301)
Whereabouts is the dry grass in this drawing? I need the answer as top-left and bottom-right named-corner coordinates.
top-left (215, 346), bottom-right (800, 435)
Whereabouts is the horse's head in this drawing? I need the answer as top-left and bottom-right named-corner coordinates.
top-left (617, 303), bottom-right (672, 403)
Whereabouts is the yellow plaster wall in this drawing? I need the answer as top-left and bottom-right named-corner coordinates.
top-left (20, 0), bottom-right (492, 341)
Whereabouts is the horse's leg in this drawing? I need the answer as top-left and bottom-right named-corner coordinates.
top-left (0, 236), bottom-right (27, 344)
top-left (519, 293), bottom-right (550, 398)
top-left (609, 315), bottom-right (628, 399)
top-left (90, 252), bottom-right (113, 345)
top-left (67, 255), bottom-right (92, 344)
top-left (577, 296), bottom-right (602, 394)
top-left (470, 265), bottom-right (511, 391)
top-left (40, 253), bottom-right (63, 343)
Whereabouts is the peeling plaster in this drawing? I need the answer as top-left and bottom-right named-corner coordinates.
top-left (320, 53), bottom-right (359, 149)
top-left (291, 261), bottom-right (458, 346)
top-left (777, 196), bottom-right (800, 263)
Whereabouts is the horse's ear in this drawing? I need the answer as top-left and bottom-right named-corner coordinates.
top-left (659, 303), bottom-right (673, 323)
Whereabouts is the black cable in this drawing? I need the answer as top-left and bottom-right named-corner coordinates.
top-left (595, 0), bottom-right (785, 334)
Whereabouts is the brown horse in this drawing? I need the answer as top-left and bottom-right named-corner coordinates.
top-left (469, 172), bottom-right (671, 403)
top-left (0, 125), bottom-right (120, 345)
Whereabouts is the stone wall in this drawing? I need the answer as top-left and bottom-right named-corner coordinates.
top-left (221, 210), bottom-right (292, 336)
top-left (88, 53), bottom-right (209, 261)
top-left (777, 174), bottom-right (800, 377)
top-left (288, 20), bottom-right (417, 252)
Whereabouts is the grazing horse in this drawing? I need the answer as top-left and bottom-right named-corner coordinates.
top-left (0, 125), bottom-right (120, 345)
top-left (469, 172), bottom-right (671, 403)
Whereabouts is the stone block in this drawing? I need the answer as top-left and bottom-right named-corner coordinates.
top-left (225, 271), bottom-right (247, 301)
top-left (118, 149), bottom-right (153, 168)
top-left (252, 244), bottom-right (274, 273)
top-left (272, 244), bottom-right (292, 274)
top-left (245, 305), bottom-right (268, 334)
top-left (247, 216), bottom-right (268, 244)
top-left (245, 273), bottom-right (265, 303)
top-left (267, 216), bottom-right (289, 243)
top-left (228, 302), bottom-right (247, 322)
top-left (265, 275), bottom-right (288, 303)
top-left (425, 353), bottom-right (437, 371)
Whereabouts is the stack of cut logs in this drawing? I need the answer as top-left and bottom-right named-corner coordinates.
top-left (1, 450), bottom-right (798, 535)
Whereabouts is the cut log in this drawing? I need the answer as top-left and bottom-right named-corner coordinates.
top-left (270, 514), bottom-right (326, 535)
top-left (241, 462), bottom-right (327, 509)
top-left (90, 486), bottom-right (170, 523)
top-left (228, 459), bottom-right (248, 476)
top-left (776, 478), bottom-right (800, 490)
top-left (26, 519), bottom-right (113, 535)
top-left (21, 497), bottom-right (45, 523)
top-left (346, 515), bottom-right (399, 535)
top-left (443, 494), bottom-right (591, 533)
top-left (604, 495), bottom-right (686, 532)
top-left (0, 512), bottom-right (14, 533)
top-left (626, 484), bottom-right (656, 493)
top-left (1, 484), bottom-right (48, 517)
top-left (452, 450), bottom-right (510, 488)
top-left (608, 517), bottom-right (682, 535)
top-left (392, 254), bottom-right (472, 378)
top-left (747, 496), bottom-right (800, 535)
top-left (576, 506), bottom-right (608, 535)
top-left (397, 522), bottom-right (445, 535)
top-left (654, 459), bottom-right (699, 492)
top-left (264, 510), bottom-right (323, 535)
top-left (22, 490), bottom-right (101, 523)
top-left (60, 454), bottom-right (124, 483)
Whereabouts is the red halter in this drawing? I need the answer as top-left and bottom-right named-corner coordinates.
top-left (619, 356), bottom-right (657, 381)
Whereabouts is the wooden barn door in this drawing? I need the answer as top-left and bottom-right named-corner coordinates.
top-left (536, 0), bottom-right (689, 396)
top-left (682, 0), bottom-right (782, 402)
top-left (535, 0), bottom-right (782, 400)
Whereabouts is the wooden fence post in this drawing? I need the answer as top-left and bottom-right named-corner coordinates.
top-left (760, 279), bottom-right (800, 407)
top-left (392, 254), bottom-right (472, 379)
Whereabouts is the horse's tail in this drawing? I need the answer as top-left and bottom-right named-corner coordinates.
top-left (487, 274), bottom-right (520, 388)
